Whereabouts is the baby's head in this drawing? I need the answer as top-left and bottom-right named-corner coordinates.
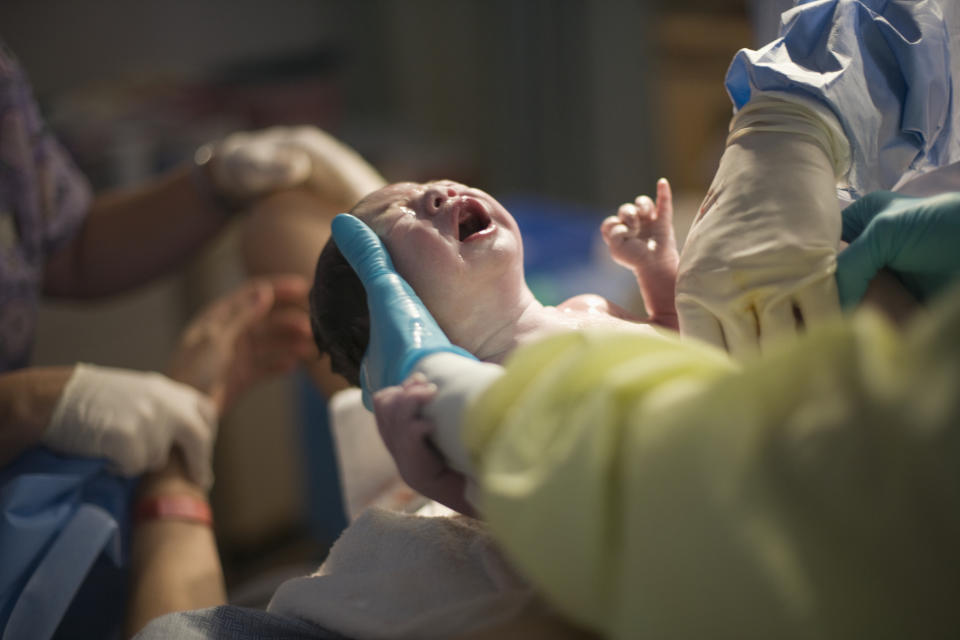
top-left (310, 180), bottom-right (525, 385)
top-left (310, 235), bottom-right (368, 386)
top-left (309, 186), bottom-right (405, 386)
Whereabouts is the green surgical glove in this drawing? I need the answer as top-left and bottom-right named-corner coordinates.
top-left (836, 191), bottom-right (960, 307)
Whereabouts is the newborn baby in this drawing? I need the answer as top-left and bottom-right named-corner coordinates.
top-left (310, 178), bottom-right (681, 387)
top-left (311, 178), bottom-right (923, 515)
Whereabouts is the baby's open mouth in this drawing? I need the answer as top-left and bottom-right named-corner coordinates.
top-left (457, 199), bottom-right (492, 241)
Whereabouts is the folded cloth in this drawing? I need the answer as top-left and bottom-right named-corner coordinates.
top-left (268, 508), bottom-right (540, 640)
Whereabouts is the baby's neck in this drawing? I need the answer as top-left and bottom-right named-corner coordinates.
top-left (448, 291), bottom-right (544, 365)
top-left (471, 299), bottom-right (554, 364)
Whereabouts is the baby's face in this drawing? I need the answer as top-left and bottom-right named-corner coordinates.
top-left (352, 180), bottom-right (524, 323)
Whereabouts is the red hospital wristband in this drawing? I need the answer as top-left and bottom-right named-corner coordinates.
top-left (134, 494), bottom-right (213, 527)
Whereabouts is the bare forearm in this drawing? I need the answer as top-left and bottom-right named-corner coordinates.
top-left (43, 165), bottom-right (228, 298)
top-left (0, 366), bottom-right (73, 467)
top-left (126, 457), bottom-right (225, 637)
top-left (126, 520), bottom-right (225, 636)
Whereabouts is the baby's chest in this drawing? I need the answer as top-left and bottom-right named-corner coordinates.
top-left (551, 298), bottom-right (650, 332)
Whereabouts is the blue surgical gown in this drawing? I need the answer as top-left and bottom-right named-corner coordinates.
top-left (0, 452), bottom-right (134, 640)
top-left (726, 0), bottom-right (960, 198)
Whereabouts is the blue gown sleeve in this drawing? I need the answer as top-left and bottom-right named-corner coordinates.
top-left (725, 0), bottom-right (960, 197)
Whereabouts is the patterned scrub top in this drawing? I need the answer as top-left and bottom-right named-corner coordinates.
top-left (0, 41), bottom-right (92, 372)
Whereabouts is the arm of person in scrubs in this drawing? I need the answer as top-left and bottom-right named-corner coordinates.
top-left (463, 290), bottom-right (960, 639)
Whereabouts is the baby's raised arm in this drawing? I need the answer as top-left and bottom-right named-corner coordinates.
top-left (601, 178), bottom-right (679, 330)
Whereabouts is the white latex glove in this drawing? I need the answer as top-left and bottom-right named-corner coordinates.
top-left (205, 126), bottom-right (385, 204)
top-left (676, 93), bottom-right (851, 358)
top-left (43, 364), bottom-right (218, 488)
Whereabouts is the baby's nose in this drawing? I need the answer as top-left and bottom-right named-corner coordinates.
top-left (423, 184), bottom-right (459, 215)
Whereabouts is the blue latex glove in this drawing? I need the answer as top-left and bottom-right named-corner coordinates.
top-left (330, 214), bottom-right (476, 408)
top-left (836, 191), bottom-right (960, 308)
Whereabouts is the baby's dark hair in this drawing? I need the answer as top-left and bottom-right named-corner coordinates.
top-left (309, 237), bottom-right (369, 387)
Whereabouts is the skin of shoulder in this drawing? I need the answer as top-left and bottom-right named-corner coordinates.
top-left (558, 294), bottom-right (644, 321)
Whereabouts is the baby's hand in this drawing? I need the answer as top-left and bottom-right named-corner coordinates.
top-left (601, 178), bottom-right (678, 271)
top-left (601, 178), bottom-right (680, 329)
top-left (373, 374), bottom-right (476, 516)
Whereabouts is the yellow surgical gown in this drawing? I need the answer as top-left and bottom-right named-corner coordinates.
top-left (465, 288), bottom-right (960, 638)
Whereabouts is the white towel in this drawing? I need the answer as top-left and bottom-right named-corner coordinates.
top-left (328, 389), bottom-right (427, 518)
top-left (268, 507), bottom-right (540, 639)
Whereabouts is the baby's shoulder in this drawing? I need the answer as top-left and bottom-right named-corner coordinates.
top-left (557, 294), bottom-right (641, 322)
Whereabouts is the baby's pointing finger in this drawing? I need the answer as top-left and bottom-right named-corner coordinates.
top-left (655, 178), bottom-right (673, 219)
